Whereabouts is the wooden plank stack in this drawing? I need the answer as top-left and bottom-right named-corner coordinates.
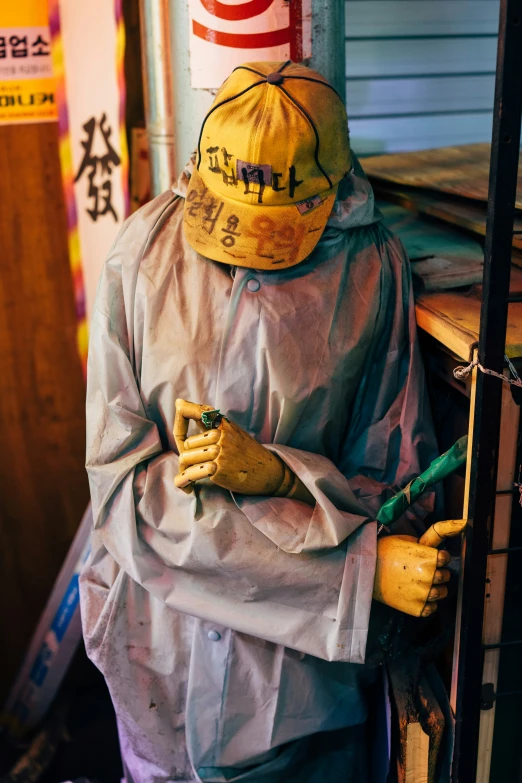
top-left (364, 144), bottom-right (522, 266)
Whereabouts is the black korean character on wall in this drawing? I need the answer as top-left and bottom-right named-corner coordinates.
top-left (10, 36), bottom-right (28, 58)
top-left (31, 35), bottom-right (50, 57)
top-left (74, 113), bottom-right (121, 222)
top-left (0, 38), bottom-right (6, 60)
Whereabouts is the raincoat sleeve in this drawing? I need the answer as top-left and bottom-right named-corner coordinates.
top-left (339, 229), bottom-right (439, 533)
top-left (235, 228), bottom-right (437, 552)
top-left (86, 200), bottom-right (376, 664)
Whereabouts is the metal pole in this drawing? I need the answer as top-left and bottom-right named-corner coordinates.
top-left (139, 0), bottom-right (176, 195)
top-left (452, 1), bottom-right (522, 780)
top-left (167, 0), bottom-right (215, 180)
top-left (309, 0), bottom-right (346, 101)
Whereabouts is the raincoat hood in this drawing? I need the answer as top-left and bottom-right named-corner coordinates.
top-left (325, 154), bottom-right (382, 231)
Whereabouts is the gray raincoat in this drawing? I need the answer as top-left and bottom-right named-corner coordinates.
top-left (80, 157), bottom-right (437, 783)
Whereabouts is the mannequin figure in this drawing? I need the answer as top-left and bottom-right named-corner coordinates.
top-left (81, 61), bottom-right (463, 783)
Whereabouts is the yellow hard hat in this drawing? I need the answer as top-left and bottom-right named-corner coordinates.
top-left (183, 60), bottom-right (351, 270)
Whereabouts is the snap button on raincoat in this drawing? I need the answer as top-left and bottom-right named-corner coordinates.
top-left (80, 157), bottom-right (437, 782)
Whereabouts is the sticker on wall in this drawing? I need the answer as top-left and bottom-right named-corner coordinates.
top-left (188, 0), bottom-right (312, 90)
top-left (0, 0), bottom-right (57, 125)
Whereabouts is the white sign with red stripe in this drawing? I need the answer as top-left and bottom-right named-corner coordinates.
top-left (188, 0), bottom-right (312, 90)
top-left (55, 0), bottom-right (128, 322)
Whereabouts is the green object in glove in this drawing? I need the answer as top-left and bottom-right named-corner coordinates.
top-left (376, 435), bottom-right (468, 528)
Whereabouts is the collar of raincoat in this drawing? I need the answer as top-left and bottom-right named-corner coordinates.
top-left (173, 152), bottom-right (382, 269)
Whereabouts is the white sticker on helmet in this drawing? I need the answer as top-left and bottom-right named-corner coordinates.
top-left (295, 195), bottom-right (322, 214)
top-left (236, 160), bottom-right (273, 186)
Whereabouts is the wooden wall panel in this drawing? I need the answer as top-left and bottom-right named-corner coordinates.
top-left (0, 121), bottom-right (89, 702)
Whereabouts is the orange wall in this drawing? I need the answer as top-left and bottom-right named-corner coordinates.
top-left (0, 121), bottom-right (89, 701)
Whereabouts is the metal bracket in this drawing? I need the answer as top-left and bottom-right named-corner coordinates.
top-left (480, 682), bottom-right (496, 711)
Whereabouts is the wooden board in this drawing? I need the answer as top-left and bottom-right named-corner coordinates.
top-left (0, 122), bottom-right (89, 702)
top-left (476, 384), bottom-right (520, 783)
top-left (450, 349), bottom-right (477, 715)
top-left (387, 655), bottom-right (445, 783)
top-left (405, 723), bottom-right (430, 783)
top-left (378, 200), bottom-right (484, 290)
top-left (415, 293), bottom-right (481, 360)
top-left (378, 201), bottom-right (484, 261)
top-left (370, 182), bottom-right (522, 252)
top-left (363, 144), bottom-right (522, 210)
top-left (416, 289), bottom-right (522, 360)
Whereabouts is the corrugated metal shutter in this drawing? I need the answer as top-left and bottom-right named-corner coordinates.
top-left (345, 0), bottom-right (498, 154)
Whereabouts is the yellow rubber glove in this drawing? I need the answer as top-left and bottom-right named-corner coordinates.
top-left (173, 399), bottom-right (313, 503)
top-left (373, 519), bottom-right (467, 617)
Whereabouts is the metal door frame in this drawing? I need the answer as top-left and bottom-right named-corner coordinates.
top-left (451, 1), bottom-right (522, 780)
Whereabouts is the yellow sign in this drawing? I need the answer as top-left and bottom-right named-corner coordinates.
top-left (0, 0), bottom-right (57, 125)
